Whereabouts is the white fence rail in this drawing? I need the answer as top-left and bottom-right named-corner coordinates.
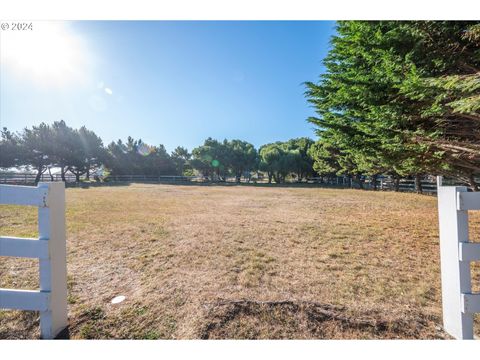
top-left (438, 185), bottom-right (480, 339)
top-left (0, 182), bottom-right (68, 339)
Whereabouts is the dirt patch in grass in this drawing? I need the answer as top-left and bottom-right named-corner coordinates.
top-left (199, 300), bottom-right (447, 339)
top-left (1, 183), bottom-right (476, 339)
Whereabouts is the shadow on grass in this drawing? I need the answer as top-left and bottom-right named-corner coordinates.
top-left (67, 180), bottom-right (357, 190)
top-left (199, 299), bottom-right (447, 339)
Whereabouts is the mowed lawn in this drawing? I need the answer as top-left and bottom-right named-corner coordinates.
top-left (1, 183), bottom-right (480, 339)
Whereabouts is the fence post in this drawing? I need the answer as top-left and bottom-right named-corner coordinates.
top-left (437, 185), bottom-right (473, 339)
top-left (37, 182), bottom-right (68, 339)
top-left (437, 175), bottom-right (443, 187)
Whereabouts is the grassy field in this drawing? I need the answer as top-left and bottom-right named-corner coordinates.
top-left (1, 183), bottom-right (480, 339)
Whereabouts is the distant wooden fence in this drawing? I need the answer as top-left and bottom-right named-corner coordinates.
top-left (106, 175), bottom-right (197, 183)
top-left (0, 173), bottom-right (79, 184)
top-left (306, 177), bottom-right (440, 193)
top-left (1, 172), bottom-right (476, 194)
top-left (0, 173), bottom-right (198, 185)
top-left (0, 182), bottom-right (68, 339)
top-left (438, 184), bottom-right (480, 339)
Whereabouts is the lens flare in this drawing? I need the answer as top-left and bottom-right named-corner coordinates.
top-left (1, 21), bottom-right (91, 87)
top-left (137, 143), bottom-right (152, 156)
top-left (211, 159), bottom-right (220, 167)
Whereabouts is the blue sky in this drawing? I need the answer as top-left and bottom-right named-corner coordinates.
top-left (0, 21), bottom-right (336, 152)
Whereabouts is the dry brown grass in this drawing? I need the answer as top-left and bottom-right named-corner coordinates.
top-left (1, 183), bottom-right (479, 339)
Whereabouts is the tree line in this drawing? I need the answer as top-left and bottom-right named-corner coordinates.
top-left (1, 121), bottom-right (105, 183)
top-left (305, 21), bottom-right (480, 191)
top-left (0, 120), bottom-right (318, 184)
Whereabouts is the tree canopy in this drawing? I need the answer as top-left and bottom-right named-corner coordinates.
top-left (105, 137), bottom-right (176, 176)
top-left (258, 138), bottom-right (315, 183)
top-left (305, 21), bottom-right (480, 190)
top-left (190, 138), bottom-right (258, 182)
top-left (1, 121), bottom-right (107, 183)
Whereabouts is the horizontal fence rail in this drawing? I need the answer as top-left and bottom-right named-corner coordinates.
top-left (462, 294), bottom-right (480, 314)
top-left (438, 185), bottom-right (480, 339)
top-left (0, 184), bottom-right (49, 206)
top-left (0, 289), bottom-right (50, 311)
top-left (458, 192), bottom-right (480, 211)
top-left (0, 236), bottom-right (49, 259)
top-left (0, 182), bottom-right (68, 339)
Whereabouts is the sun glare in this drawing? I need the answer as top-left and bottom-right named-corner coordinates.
top-left (0, 22), bottom-right (90, 87)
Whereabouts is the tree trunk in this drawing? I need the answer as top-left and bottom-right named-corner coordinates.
top-left (394, 176), bottom-right (400, 192)
top-left (415, 174), bottom-right (423, 194)
top-left (468, 173), bottom-right (479, 191)
top-left (354, 175), bottom-right (364, 189)
top-left (48, 167), bottom-right (54, 181)
top-left (268, 173), bottom-right (272, 184)
top-left (76, 173), bottom-right (80, 182)
top-left (86, 167), bottom-right (90, 180)
top-left (61, 166), bottom-right (66, 182)
top-left (371, 174), bottom-right (378, 191)
top-left (34, 166), bottom-right (43, 185)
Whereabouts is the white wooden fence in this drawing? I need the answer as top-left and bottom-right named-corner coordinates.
top-left (0, 182), bottom-right (68, 339)
top-left (438, 184), bottom-right (480, 339)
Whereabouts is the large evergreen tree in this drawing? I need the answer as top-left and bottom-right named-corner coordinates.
top-left (306, 21), bottom-right (480, 191)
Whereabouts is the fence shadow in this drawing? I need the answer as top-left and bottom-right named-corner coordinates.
top-left (66, 180), bottom-right (358, 190)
